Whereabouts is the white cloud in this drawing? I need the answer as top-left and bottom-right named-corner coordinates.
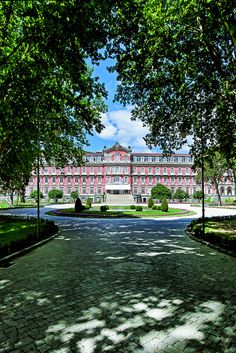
top-left (96, 109), bottom-right (151, 151)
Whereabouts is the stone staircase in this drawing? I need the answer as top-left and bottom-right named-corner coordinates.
top-left (105, 194), bottom-right (134, 205)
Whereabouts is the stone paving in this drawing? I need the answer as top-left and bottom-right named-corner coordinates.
top-left (0, 210), bottom-right (236, 353)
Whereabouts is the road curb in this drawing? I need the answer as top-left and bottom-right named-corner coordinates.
top-left (0, 228), bottom-right (60, 267)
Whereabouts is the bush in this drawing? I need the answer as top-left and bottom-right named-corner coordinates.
top-left (193, 191), bottom-right (203, 200)
top-left (130, 205), bottom-right (136, 209)
top-left (84, 205), bottom-right (90, 209)
top-left (100, 205), bottom-right (108, 212)
top-left (156, 205), bottom-right (161, 210)
top-left (161, 198), bottom-right (168, 212)
top-left (75, 198), bottom-right (84, 212)
top-left (86, 198), bottom-right (92, 208)
top-left (151, 184), bottom-right (172, 201)
top-left (152, 205), bottom-right (157, 210)
top-left (148, 197), bottom-right (154, 208)
top-left (136, 206), bottom-right (143, 211)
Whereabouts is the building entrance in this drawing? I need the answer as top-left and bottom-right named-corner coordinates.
top-left (107, 190), bottom-right (130, 195)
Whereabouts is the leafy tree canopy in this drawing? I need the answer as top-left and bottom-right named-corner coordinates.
top-left (109, 0), bottom-right (236, 161)
top-left (48, 189), bottom-right (63, 202)
top-left (151, 184), bottom-right (172, 200)
top-left (173, 188), bottom-right (189, 201)
top-left (0, 0), bottom-right (115, 188)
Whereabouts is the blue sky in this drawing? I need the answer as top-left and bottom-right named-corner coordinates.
top-left (86, 59), bottom-right (190, 153)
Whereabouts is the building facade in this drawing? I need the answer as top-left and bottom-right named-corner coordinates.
top-left (26, 142), bottom-right (235, 201)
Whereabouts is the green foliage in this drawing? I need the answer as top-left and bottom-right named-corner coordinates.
top-left (0, 0), bottom-right (111, 187)
top-left (70, 191), bottom-right (79, 201)
top-left (148, 197), bottom-right (154, 208)
top-left (100, 205), bottom-right (109, 212)
top-left (151, 184), bottom-right (172, 201)
top-left (152, 205), bottom-right (157, 210)
top-left (110, 0), bottom-right (236, 160)
top-left (225, 198), bottom-right (233, 204)
top-left (161, 199), bottom-right (168, 212)
top-left (173, 188), bottom-right (189, 201)
top-left (86, 198), bottom-right (92, 208)
top-left (48, 189), bottom-right (63, 202)
top-left (84, 205), bottom-right (90, 209)
top-left (156, 205), bottom-right (161, 210)
top-left (193, 191), bottom-right (203, 200)
top-left (30, 190), bottom-right (43, 200)
top-left (130, 205), bottom-right (136, 209)
top-left (135, 205), bottom-right (143, 211)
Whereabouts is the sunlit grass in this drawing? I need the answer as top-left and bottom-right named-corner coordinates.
top-left (0, 220), bottom-right (46, 246)
top-left (205, 219), bottom-right (236, 239)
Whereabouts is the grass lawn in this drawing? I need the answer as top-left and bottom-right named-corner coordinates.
top-left (50, 206), bottom-right (195, 218)
top-left (0, 219), bottom-right (46, 246)
top-left (205, 219), bottom-right (236, 239)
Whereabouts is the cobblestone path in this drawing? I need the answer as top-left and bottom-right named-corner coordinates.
top-left (0, 216), bottom-right (235, 353)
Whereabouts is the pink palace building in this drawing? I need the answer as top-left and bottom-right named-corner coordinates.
top-left (26, 142), bottom-right (235, 202)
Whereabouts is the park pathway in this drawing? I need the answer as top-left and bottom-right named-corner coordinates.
top-left (0, 210), bottom-right (236, 353)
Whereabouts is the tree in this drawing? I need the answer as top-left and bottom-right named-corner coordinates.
top-left (193, 191), bottom-right (203, 201)
top-left (70, 191), bottom-right (79, 201)
top-left (151, 184), bottom-right (172, 201)
top-left (0, 0), bottom-right (116, 188)
top-left (109, 0), bottom-right (236, 160)
top-left (30, 190), bottom-right (44, 200)
top-left (173, 188), bottom-right (189, 202)
top-left (195, 151), bottom-right (228, 205)
top-left (48, 189), bottom-right (63, 203)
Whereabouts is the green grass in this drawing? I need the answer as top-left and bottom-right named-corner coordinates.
top-left (0, 202), bottom-right (10, 209)
top-left (0, 220), bottom-right (46, 246)
top-left (50, 206), bottom-right (195, 218)
top-left (205, 219), bottom-right (236, 239)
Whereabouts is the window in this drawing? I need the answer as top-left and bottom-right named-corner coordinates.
top-left (178, 177), bottom-right (182, 184)
top-left (67, 188), bottom-right (71, 194)
top-left (148, 176), bottom-right (153, 184)
top-left (82, 188), bottom-right (86, 194)
top-left (171, 167), bottom-right (174, 174)
top-left (124, 176), bottom-right (128, 183)
top-left (67, 167), bottom-right (71, 172)
top-left (178, 168), bottom-right (182, 174)
top-left (141, 176), bottom-right (145, 184)
top-left (106, 176), bottom-right (111, 183)
top-left (141, 187), bottom-right (145, 194)
top-left (52, 167), bottom-right (56, 174)
top-left (164, 167), bottom-right (167, 173)
top-left (164, 176), bottom-right (168, 183)
top-left (90, 176), bottom-right (94, 184)
top-left (60, 176), bottom-right (63, 183)
top-left (74, 176), bottom-right (78, 183)
top-left (90, 188), bottom-right (94, 194)
top-left (45, 177), bottom-right (48, 183)
top-left (67, 176), bottom-right (71, 183)
top-left (44, 187), bottom-right (48, 194)
top-left (156, 176), bottom-right (160, 183)
top-left (148, 167), bottom-right (152, 173)
top-left (98, 176), bottom-right (102, 184)
top-left (97, 188), bottom-right (102, 194)
top-left (156, 167), bottom-right (160, 174)
top-left (133, 176), bottom-right (137, 184)
top-left (52, 176), bottom-right (56, 183)
top-left (82, 176), bottom-right (86, 184)
top-left (82, 167), bottom-right (86, 173)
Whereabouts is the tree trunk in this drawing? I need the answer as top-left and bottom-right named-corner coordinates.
top-left (10, 191), bottom-right (14, 206)
top-left (215, 182), bottom-right (222, 206)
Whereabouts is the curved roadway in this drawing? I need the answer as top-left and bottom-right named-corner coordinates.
top-left (0, 206), bottom-right (236, 353)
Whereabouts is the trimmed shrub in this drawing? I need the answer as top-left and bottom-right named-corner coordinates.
top-left (156, 205), bottom-right (161, 210)
top-left (75, 198), bottom-right (84, 212)
top-left (161, 198), bottom-right (168, 212)
top-left (130, 205), bottom-right (136, 209)
top-left (136, 205), bottom-right (143, 211)
top-left (86, 198), bottom-right (92, 208)
top-left (70, 191), bottom-right (78, 201)
top-left (152, 205), bottom-right (157, 210)
top-left (100, 205), bottom-right (108, 212)
top-left (148, 197), bottom-right (154, 208)
top-left (84, 205), bottom-right (90, 209)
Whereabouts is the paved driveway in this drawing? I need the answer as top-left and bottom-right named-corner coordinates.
top-left (0, 209), bottom-right (235, 353)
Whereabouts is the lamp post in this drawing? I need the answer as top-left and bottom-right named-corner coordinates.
top-left (200, 114), bottom-right (205, 236)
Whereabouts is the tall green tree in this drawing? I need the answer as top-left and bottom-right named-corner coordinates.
top-left (109, 0), bottom-right (236, 160)
top-left (151, 184), bottom-right (172, 201)
top-left (0, 0), bottom-right (115, 189)
top-left (195, 151), bottom-right (228, 205)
